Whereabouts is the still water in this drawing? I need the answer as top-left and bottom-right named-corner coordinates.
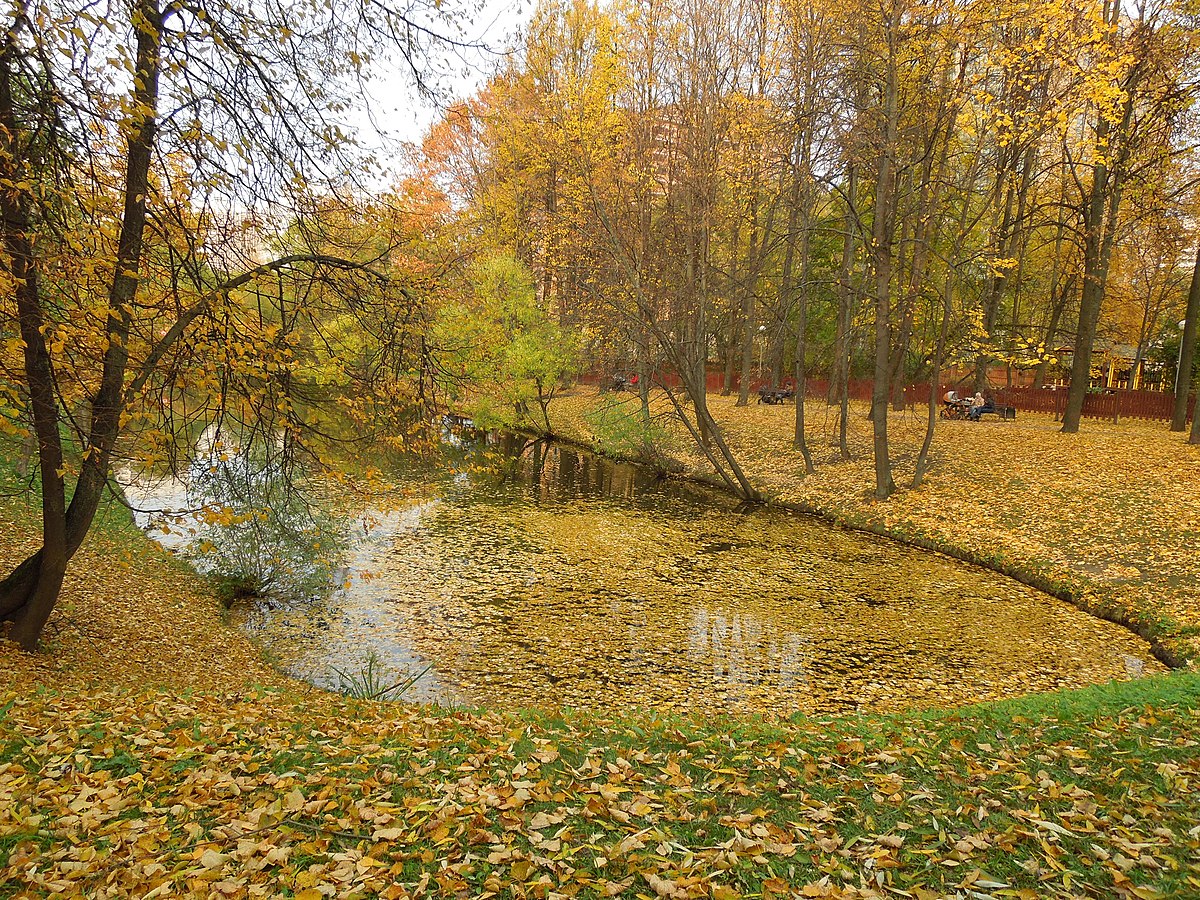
top-left (128, 430), bottom-right (1163, 717)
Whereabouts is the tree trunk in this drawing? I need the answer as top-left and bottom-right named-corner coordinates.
top-left (1033, 210), bottom-right (1072, 389)
top-left (870, 5), bottom-right (899, 500)
top-left (0, 12), bottom-right (69, 647)
top-left (1171, 247), bottom-right (1200, 432)
top-left (913, 285), bottom-right (951, 490)
top-left (792, 246), bottom-right (815, 475)
top-left (1062, 1), bottom-right (1137, 433)
top-left (736, 200), bottom-right (759, 407)
top-left (781, 159), bottom-right (815, 474)
top-left (1, 0), bottom-right (163, 649)
top-left (832, 166), bottom-right (857, 459)
top-left (1062, 142), bottom-right (1124, 432)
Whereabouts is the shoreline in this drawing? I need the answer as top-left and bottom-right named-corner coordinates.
top-left (539, 388), bottom-right (1199, 672)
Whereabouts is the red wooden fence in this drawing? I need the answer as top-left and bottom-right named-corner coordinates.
top-left (992, 386), bottom-right (1193, 422)
top-left (868, 382), bottom-right (1194, 423)
top-left (580, 371), bottom-right (1195, 423)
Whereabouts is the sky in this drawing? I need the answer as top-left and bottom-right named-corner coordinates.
top-left (355, 0), bottom-right (533, 162)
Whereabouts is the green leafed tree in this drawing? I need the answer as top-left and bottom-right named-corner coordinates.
top-left (435, 253), bottom-right (583, 434)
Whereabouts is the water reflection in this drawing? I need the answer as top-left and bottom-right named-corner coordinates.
top-left (134, 428), bottom-right (1165, 716)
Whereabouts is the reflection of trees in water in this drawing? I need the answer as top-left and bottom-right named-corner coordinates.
top-left (491, 433), bottom-right (653, 503)
top-left (689, 608), bottom-right (812, 693)
top-left (438, 428), bottom-right (713, 509)
top-left (134, 427), bottom-right (1159, 713)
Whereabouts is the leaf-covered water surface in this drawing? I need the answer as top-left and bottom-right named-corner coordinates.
top-left (220, 439), bottom-right (1162, 716)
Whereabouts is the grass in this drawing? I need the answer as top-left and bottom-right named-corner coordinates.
top-left (331, 649), bottom-right (432, 702)
top-left (946, 669), bottom-right (1200, 722)
top-left (1, 668), bottom-right (1197, 897)
top-left (7, 671), bottom-right (1196, 898)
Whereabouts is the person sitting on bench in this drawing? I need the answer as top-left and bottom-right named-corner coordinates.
top-left (968, 391), bottom-right (995, 420)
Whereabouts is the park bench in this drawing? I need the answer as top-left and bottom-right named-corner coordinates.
top-left (941, 401), bottom-right (1016, 421)
top-left (940, 399), bottom-right (971, 420)
top-left (757, 385), bottom-right (795, 405)
top-left (977, 405), bottom-right (1016, 420)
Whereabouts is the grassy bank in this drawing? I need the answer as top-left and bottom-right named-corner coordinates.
top-left (0, 463), bottom-right (280, 695)
top-left (3, 664), bottom-right (1198, 898)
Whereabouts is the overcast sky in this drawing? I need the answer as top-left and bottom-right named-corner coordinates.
top-left (354, 0), bottom-right (531, 166)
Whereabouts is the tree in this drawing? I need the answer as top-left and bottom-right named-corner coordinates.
top-left (434, 253), bottom-right (583, 433)
top-left (1061, 0), bottom-right (1189, 432)
top-left (1173, 246), bottom-right (1200, 431)
top-left (0, 0), bottom-right (459, 650)
top-left (415, 0), bottom-right (1200, 503)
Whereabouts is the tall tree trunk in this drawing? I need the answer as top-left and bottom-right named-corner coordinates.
top-left (721, 214), bottom-right (741, 396)
top-left (1033, 278), bottom-right (1072, 391)
top-left (870, 6), bottom-right (899, 500)
top-left (781, 156), bottom-right (815, 473)
top-left (913, 283), bottom-right (952, 489)
top-left (1005, 170), bottom-right (1036, 387)
top-left (1061, 140), bottom-right (1126, 433)
top-left (736, 200), bottom-right (759, 406)
top-left (0, 15), bottom-right (68, 646)
top-left (1062, 1), bottom-right (1138, 433)
top-left (792, 236), bottom-right (815, 475)
top-left (888, 207), bottom-right (916, 412)
top-left (832, 166), bottom-right (857, 459)
top-left (1171, 247), bottom-right (1200, 432)
top-left (1033, 208), bottom-right (1072, 389)
top-left (734, 176), bottom-right (782, 406)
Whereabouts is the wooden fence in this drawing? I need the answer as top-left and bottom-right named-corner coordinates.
top-left (866, 382), bottom-right (1193, 423)
top-left (581, 370), bottom-right (1195, 424)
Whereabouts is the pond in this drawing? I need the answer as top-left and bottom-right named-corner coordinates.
top-left (124, 428), bottom-right (1164, 717)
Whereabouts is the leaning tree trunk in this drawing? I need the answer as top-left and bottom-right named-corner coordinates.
top-left (0, 170), bottom-right (69, 649)
top-left (0, 14), bottom-right (68, 647)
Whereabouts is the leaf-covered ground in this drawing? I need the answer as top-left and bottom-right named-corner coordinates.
top-left (550, 391), bottom-right (1200, 669)
top-left (0, 498), bottom-right (280, 696)
top-left (2, 672), bottom-right (1199, 899)
top-left (3, 395), bottom-right (1200, 898)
